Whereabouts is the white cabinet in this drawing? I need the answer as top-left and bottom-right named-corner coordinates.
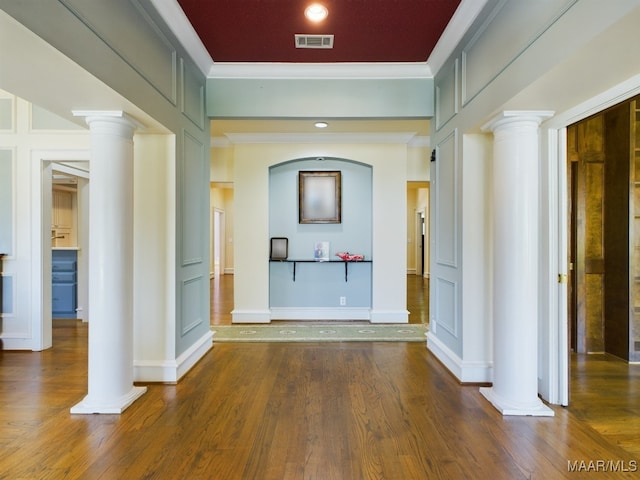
top-left (51, 187), bottom-right (76, 247)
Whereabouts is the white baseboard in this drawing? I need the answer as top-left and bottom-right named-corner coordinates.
top-left (407, 268), bottom-right (417, 275)
top-left (231, 309), bottom-right (271, 323)
top-left (369, 309), bottom-right (409, 323)
top-left (0, 336), bottom-right (36, 350)
top-left (270, 307), bottom-right (371, 321)
top-left (426, 331), bottom-right (493, 383)
top-left (223, 268), bottom-right (234, 275)
top-left (134, 330), bottom-right (213, 383)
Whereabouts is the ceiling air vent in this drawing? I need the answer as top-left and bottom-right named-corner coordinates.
top-left (295, 34), bottom-right (334, 49)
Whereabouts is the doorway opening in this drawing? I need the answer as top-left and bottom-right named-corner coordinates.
top-left (212, 208), bottom-right (225, 278)
top-left (34, 154), bottom-right (89, 350)
top-left (567, 94), bottom-right (640, 362)
top-left (407, 181), bottom-right (429, 277)
top-left (210, 182), bottom-right (233, 324)
top-left (408, 181), bottom-right (430, 324)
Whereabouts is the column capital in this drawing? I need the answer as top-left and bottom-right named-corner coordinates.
top-left (72, 110), bottom-right (145, 131)
top-left (481, 110), bottom-right (554, 133)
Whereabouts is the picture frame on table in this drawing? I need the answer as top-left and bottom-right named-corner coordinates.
top-left (270, 237), bottom-right (288, 260)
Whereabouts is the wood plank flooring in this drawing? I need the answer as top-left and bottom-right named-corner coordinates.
top-left (0, 275), bottom-right (638, 479)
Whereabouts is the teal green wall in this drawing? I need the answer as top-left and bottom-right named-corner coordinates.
top-left (207, 78), bottom-right (434, 118)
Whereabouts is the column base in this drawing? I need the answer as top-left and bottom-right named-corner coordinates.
top-left (480, 386), bottom-right (554, 417)
top-left (70, 386), bottom-right (147, 414)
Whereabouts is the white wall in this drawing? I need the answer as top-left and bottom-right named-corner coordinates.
top-left (232, 142), bottom-right (409, 323)
top-left (133, 134), bottom-right (176, 379)
top-left (0, 93), bottom-right (89, 350)
top-left (407, 146), bottom-right (431, 181)
top-left (211, 146), bottom-right (235, 276)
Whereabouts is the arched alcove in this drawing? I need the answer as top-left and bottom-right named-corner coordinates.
top-left (268, 157), bottom-right (372, 319)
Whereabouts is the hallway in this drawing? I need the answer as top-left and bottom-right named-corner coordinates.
top-left (0, 318), bottom-right (638, 478)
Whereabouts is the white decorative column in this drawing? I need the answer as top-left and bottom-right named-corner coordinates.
top-left (480, 111), bottom-right (554, 416)
top-left (70, 111), bottom-right (147, 414)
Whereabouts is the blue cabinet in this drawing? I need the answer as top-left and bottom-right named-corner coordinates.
top-left (52, 249), bottom-right (77, 318)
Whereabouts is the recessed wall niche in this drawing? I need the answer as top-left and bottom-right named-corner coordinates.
top-left (268, 157), bottom-right (372, 316)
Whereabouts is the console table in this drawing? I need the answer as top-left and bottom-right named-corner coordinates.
top-left (270, 259), bottom-right (372, 282)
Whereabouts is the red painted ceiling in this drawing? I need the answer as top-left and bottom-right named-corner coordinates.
top-left (177, 0), bottom-right (461, 63)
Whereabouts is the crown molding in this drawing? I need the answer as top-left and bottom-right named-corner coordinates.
top-left (426, 0), bottom-right (490, 75)
top-left (153, 0), bottom-right (486, 79)
top-left (149, 0), bottom-right (214, 76)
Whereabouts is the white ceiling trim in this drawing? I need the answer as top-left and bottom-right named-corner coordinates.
top-left (212, 132), bottom-right (427, 145)
top-left (426, 0), bottom-right (490, 75)
top-left (150, 0), bottom-right (214, 76)
top-left (152, 0), bottom-right (486, 80)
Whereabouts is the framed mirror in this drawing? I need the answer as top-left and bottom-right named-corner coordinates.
top-left (298, 171), bottom-right (341, 224)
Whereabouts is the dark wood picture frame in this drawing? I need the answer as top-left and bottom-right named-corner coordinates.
top-left (298, 171), bottom-right (341, 224)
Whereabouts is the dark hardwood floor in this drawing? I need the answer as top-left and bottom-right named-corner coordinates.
top-left (0, 275), bottom-right (638, 479)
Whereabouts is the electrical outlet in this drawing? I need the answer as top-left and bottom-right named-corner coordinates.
top-left (339, 296), bottom-right (346, 306)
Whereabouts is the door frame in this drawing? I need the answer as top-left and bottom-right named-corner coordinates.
top-left (31, 149), bottom-right (89, 351)
top-left (415, 209), bottom-right (425, 277)
top-left (544, 73), bottom-right (640, 405)
top-left (212, 208), bottom-right (225, 277)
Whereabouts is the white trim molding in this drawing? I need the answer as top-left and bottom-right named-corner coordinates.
top-left (133, 329), bottom-right (213, 383)
top-left (427, 0), bottom-right (490, 75)
top-left (369, 309), bottom-right (410, 324)
top-left (427, 331), bottom-right (493, 383)
top-left (270, 307), bottom-right (371, 321)
top-left (231, 309), bottom-right (272, 323)
top-left (149, 0), bottom-right (214, 76)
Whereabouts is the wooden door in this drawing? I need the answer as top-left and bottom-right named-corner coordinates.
top-left (569, 115), bottom-right (606, 354)
top-left (603, 102), bottom-right (630, 360)
top-left (569, 101), bottom-right (632, 359)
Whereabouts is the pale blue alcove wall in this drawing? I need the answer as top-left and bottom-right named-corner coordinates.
top-left (269, 157), bottom-right (372, 308)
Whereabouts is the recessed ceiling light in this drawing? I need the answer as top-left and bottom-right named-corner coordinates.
top-left (305, 4), bottom-right (328, 22)
top-left (314, 121), bottom-right (329, 128)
